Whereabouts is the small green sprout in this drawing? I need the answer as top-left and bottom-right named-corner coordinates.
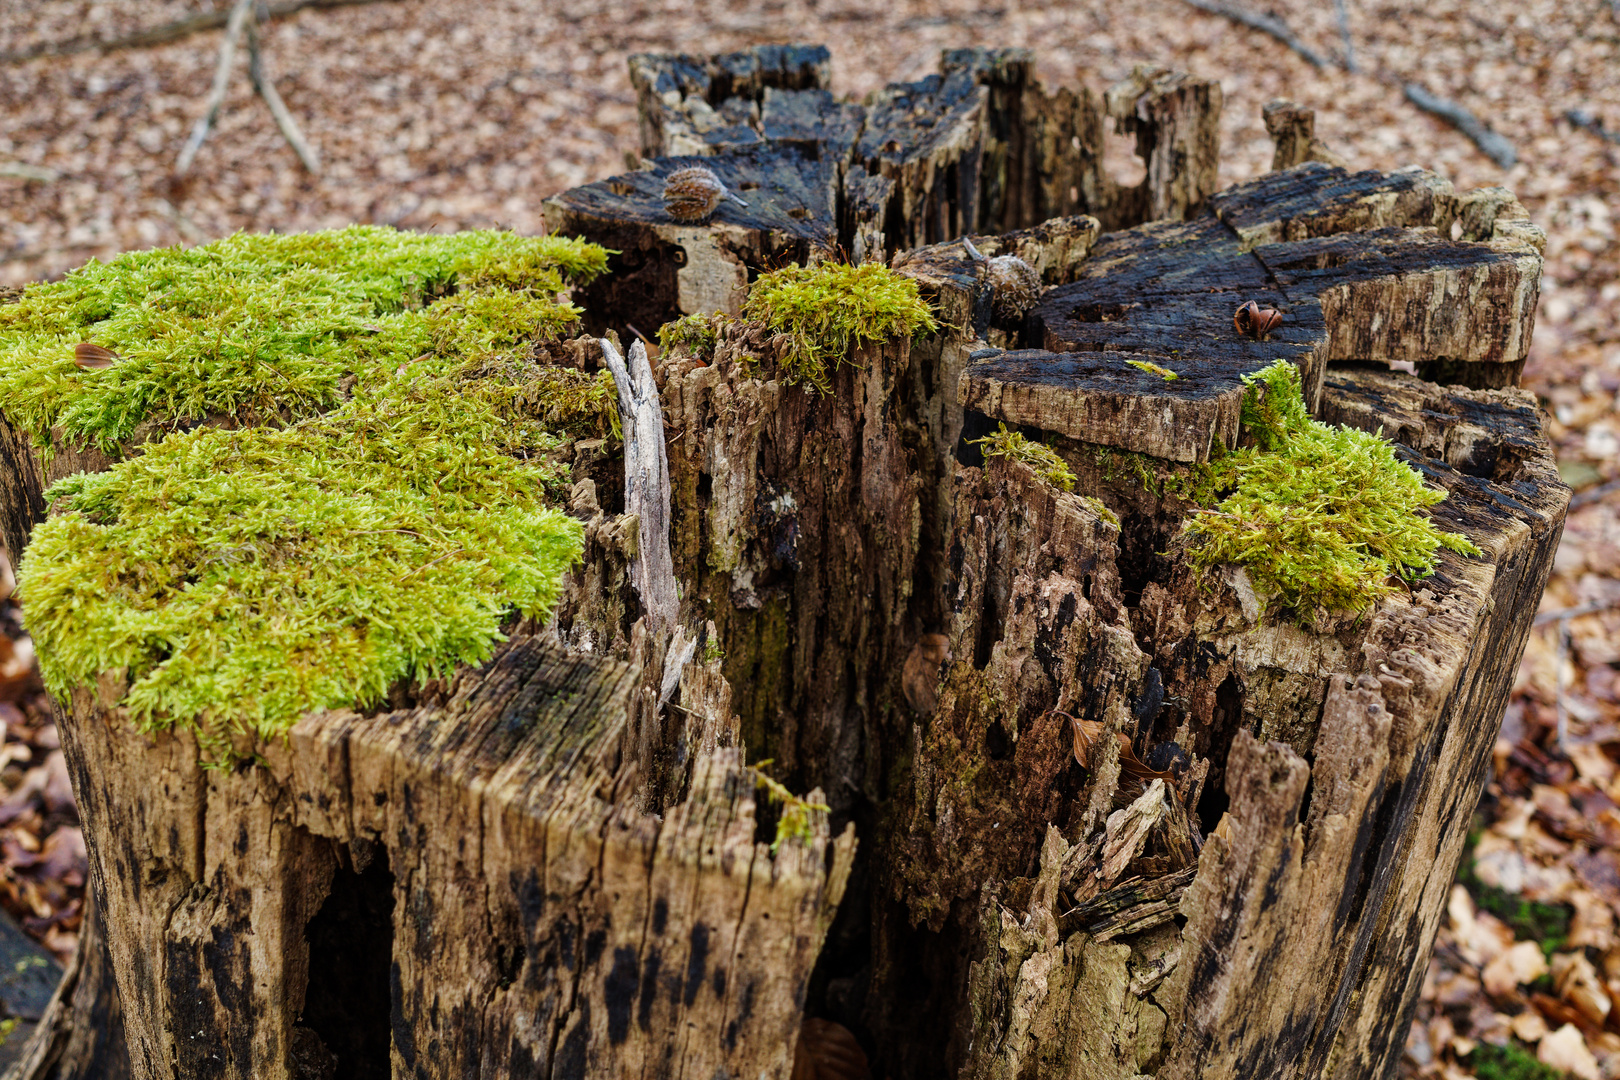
top-left (1126, 359), bottom-right (1179, 380)
top-left (1184, 360), bottom-right (1480, 619)
top-left (752, 759), bottom-right (830, 854)
top-left (973, 423), bottom-right (1077, 492)
top-left (742, 261), bottom-right (938, 393)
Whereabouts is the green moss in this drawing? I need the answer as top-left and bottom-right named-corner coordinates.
top-left (9, 228), bottom-right (611, 760)
top-left (1183, 361), bottom-right (1479, 619)
top-left (1457, 851), bottom-right (1572, 959)
top-left (1466, 1040), bottom-right (1567, 1080)
top-left (974, 423), bottom-right (1077, 492)
top-left (752, 761), bottom-right (830, 854)
top-left (741, 261), bottom-right (937, 393)
top-left (1093, 446), bottom-right (1163, 497)
top-left (657, 311), bottom-right (726, 360)
top-left (1125, 359), bottom-right (1179, 381)
top-left (0, 226), bottom-right (606, 452)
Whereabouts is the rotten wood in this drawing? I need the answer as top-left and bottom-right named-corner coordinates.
top-left (0, 42), bottom-right (1570, 1080)
top-left (546, 46), bottom-right (1220, 332)
top-left (1263, 99), bottom-right (1346, 172)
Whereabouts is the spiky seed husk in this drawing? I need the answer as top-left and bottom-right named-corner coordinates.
top-left (663, 167), bottom-right (729, 223)
top-left (986, 254), bottom-right (1042, 320)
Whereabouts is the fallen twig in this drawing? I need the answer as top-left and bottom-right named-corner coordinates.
top-left (0, 162), bottom-right (59, 182)
top-left (1334, 0), bottom-right (1358, 72)
top-left (245, 16), bottom-right (320, 173)
top-left (176, 0), bottom-right (254, 176)
top-left (1403, 83), bottom-right (1517, 169)
top-left (1178, 0), bottom-right (1331, 69)
top-left (1570, 476), bottom-right (1620, 509)
top-left (1534, 599), bottom-right (1620, 628)
top-left (1, 0), bottom-right (402, 66)
top-left (1567, 108), bottom-right (1620, 145)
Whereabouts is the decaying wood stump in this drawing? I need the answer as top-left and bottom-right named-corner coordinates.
top-left (0, 43), bottom-right (1567, 1080)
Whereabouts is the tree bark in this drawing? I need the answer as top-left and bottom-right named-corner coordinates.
top-left (0, 42), bottom-right (1568, 1080)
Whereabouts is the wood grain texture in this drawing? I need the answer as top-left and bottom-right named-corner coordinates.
top-left (0, 43), bottom-right (1569, 1080)
top-left (55, 631), bottom-right (848, 1080)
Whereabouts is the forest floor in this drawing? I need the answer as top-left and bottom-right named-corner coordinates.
top-left (1, 0), bottom-right (1618, 1075)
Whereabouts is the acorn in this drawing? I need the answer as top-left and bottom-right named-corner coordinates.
top-left (1233, 300), bottom-right (1260, 337)
top-left (962, 237), bottom-right (1043, 320)
top-left (1252, 307), bottom-right (1284, 338)
top-left (73, 343), bottom-right (118, 370)
top-left (1233, 301), bottom-right (1284, 340)
top-left (662, 166), bottom-right (748, 223)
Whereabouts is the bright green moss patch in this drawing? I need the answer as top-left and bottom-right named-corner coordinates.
top-left (1466, 1040), bottom-right (1566, 1080)
top-left (657, 311), bottom-right (726, 360)
top-left (974, 423), bottom-right (1078, 493)
top-left (0, 226), bottom-right (606, 452)
top-left (741, 261), bottom-right (937, 393)
top-left (1185, 361), bottom-right (1479, 618)
top-left (9, 228), bottom-right (611, 759)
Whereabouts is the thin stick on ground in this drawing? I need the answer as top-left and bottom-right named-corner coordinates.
top-left (0, 0), bottom-right (403, 66)
top-left (1178, 0), bottom-right (1331, 68)
top-left (1404, 83), bottom-right (1518, 169)
top-left (1334, 0), bottom-right (1357, 72)
top-left (175, 0), bottom-right (254, 176)
top-left (245, 15), bottom-right (321, 173)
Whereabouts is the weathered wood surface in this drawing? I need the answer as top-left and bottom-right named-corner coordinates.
top-left (46, 631), bottom-right (848, 1080)
top-left (545, 46), bottom-right (1220, 331)
top-left (0, 42), bottom-right (1569, 1080)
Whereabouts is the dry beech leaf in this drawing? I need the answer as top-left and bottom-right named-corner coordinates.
top-left (1067, 713), bottom-right (1104, 768)
top-left (1538, 1023), bottom-right (1601, 1080)
top-left (73, 342), bottom-right (117, 369)
top-left (792, 1017), bottom-right (870, 1080)
top-left (1482, 940), bottom-right (1548, 997)
top-left (901, 633), bottom-right (952, 715)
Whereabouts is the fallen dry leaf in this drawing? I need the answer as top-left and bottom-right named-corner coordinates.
top-left (1482, 940), bottom-right (1548, 998)
top-left (1538, 1023), bottom-right (1601, 1080)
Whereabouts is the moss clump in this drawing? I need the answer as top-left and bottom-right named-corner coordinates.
top-left (1184, 360), bottom-right (1479, 618)
top-left (657, 311), bottom-right (727, 360)
top-left (752, 761), bottom-right (830, 854)
top-left (0, 226), bottom-right (607, 453)
top-left (742, 261), bottom-right (937, 393)
top-left (1466, 1040), bottom-right (1566, 1080)
top-left (974, 423), bottom-right (1078, 493)
top-left (10, 228), bottom-right (610, 760)
top-left (1457, 851), bottom-right (1572, 959)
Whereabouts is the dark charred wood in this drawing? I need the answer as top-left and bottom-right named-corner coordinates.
top-left (629, 44), bottom-right (832, 159)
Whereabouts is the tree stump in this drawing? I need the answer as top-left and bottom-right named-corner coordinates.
top-left (0, 45), bottom-right (1568, 1080)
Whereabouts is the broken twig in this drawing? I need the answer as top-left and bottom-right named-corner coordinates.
top-left (600, 336), bottom-right (678, 629)
top-left (175, 0), bottom-right (253, 176)
top-left (1, 0), bottom-right (403, 66)
top-left (1334, 0), bottom-right (1358, 72)
top-left (1567, 109), bottom-right (1620, 146)
top-left (0, 162), bottom-right (59, 182)
top-left (1404, 83), bottom-right (1517, 169)
top-left (245, 16), bottom-right (320, 173)
top-left (1178, 0), bottom-right (1331, 68)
